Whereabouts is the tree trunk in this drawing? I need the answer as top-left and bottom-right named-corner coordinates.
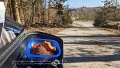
top-left (11, 0), bottom-right (21, 24)
top-left (4, 0), bottom-right (8, 8)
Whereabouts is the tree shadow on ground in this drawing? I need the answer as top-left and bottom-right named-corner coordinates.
top-left (60, 34), bottom-right (120, 63)
top-left (59, 35), bottom-right (120, 38)
top-left (64, 55), bottom-right (120, 63)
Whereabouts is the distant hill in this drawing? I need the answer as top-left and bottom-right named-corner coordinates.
top-left (68, 7), bottom-right (102, 20)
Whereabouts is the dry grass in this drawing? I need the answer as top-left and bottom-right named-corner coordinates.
top-left (24, 27), bottom-right (64, 34)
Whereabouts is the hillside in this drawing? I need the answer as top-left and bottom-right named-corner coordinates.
top-left (69, 7), bottom-right (102, 20)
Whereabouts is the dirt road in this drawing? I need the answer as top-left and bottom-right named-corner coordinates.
top-left (57, 21), bottom-right (120, 68)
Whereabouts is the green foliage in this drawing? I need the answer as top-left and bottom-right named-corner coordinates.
top-left (62, 11), bottom-right (73, 25)
top-left (94, 11), bottom-right (107, 26)
top-left (94, 0), bottom-right (120, 27)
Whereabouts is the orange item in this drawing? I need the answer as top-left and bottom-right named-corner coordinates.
top-left (32, 41), bottom-right (56, 56)
top-left (42, 41), bottom-right (55, 51)
top-left (32, 44), bottom-right (39, 49)
top-left (32, 44), bottom-right (53, 55)
top-left (48, 51), bottom-right (54, 55)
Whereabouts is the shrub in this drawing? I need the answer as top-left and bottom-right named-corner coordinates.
top-left (61, 11), bottom-right (73, 25)
top-left (93, 10), bottom-right (109, 27)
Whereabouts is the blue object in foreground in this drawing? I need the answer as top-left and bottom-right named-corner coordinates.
top-left (26, 38), bottom-right (61, 60)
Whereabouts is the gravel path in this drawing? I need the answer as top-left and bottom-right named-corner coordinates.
top-left (57, 21), bottom-right (120, 68)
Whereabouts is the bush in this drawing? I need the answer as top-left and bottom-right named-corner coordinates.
top-left (61, 11), bottom-right (73, 25)
top-left (93, 11), bottom-right (108, 27)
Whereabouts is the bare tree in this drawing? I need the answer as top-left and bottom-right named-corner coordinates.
top-left (11, 0), bottom-right (21, 24)
top-left (4, 0), bottom-right (8, 7)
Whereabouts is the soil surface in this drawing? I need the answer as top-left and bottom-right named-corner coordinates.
top-left (57, 21), bottom-right (120, 68)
